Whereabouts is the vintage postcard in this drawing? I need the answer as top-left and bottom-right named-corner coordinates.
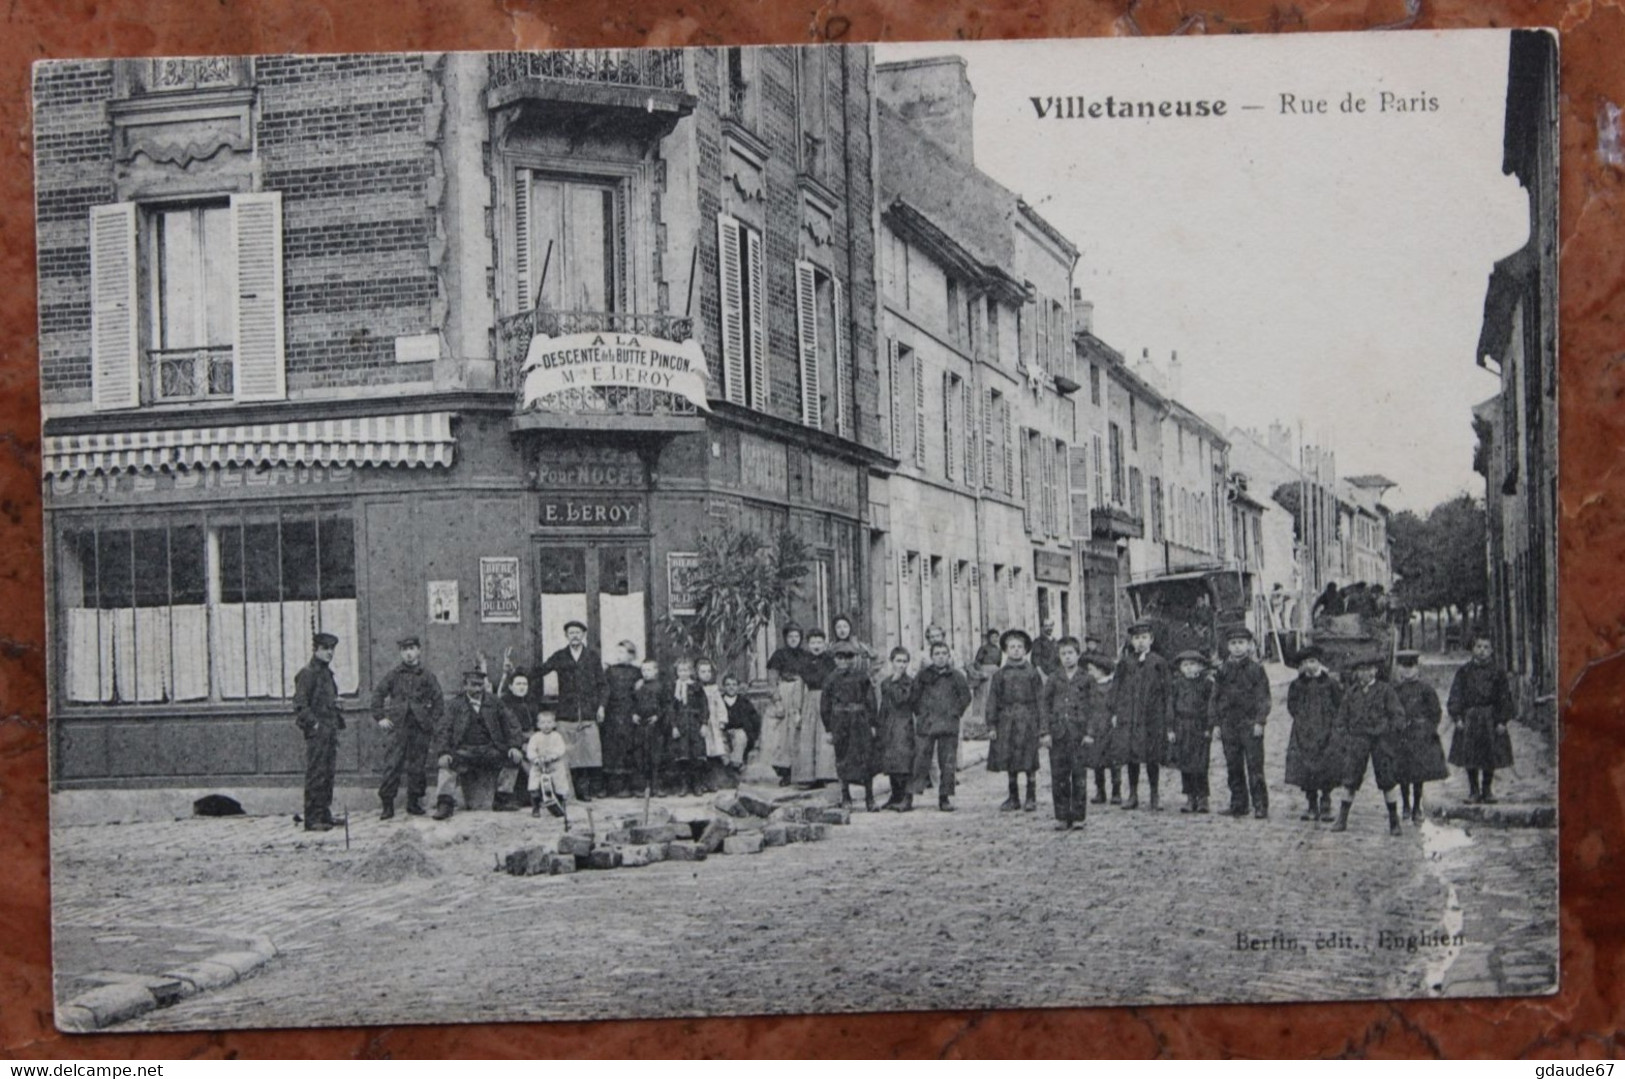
top-left (35, 30), bottom-right (1556, 1031)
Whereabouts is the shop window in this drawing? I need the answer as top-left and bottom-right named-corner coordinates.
top-left (60, 512), bottom-right (357, 705)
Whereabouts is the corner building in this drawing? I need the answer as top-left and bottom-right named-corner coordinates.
top-left (36, 48), bottom-right (886, 787)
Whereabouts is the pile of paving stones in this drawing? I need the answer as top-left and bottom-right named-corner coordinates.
top-left (332, 827), bottom-right (443, 882)
top-left (499, 788), bottom-right (852, 877)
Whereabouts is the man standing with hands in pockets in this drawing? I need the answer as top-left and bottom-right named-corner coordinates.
top-left (371, 635), bottom-right (444, 820)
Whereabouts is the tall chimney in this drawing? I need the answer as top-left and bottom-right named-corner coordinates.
top-left (877, 57), bottom-right (977, 163)
top-left (1168, 349), bottom-right (1183, 401)
top-left (1071, 288), bottom-right (1094, 336)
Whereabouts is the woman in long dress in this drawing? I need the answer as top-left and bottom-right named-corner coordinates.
top-left (792, 629), bottom-right (839, 785)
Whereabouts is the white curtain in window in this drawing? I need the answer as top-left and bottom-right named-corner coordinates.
top-left (66, 608), bottom-right (112, 703)
top-left (171, 605), bottom-right (210, 701)
top-left (320, 599), bottom-right (360, 696)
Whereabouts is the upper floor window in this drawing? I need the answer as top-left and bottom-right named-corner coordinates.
top-left (884, 230), bottom-right (910, 308)
top-left (717, 213), bottom-right (766, 410)
top-left (1108, 422), bottom-right (1126, 506)
top-left (794, 260), bottom-right (850, 437)
top-left (89, 194), bottom-right (285, 411)
top-left (1089, 363), bottom-right (1101, 406)
top-left (722, 48), bottom-right (759, 128)
top-left (518, 171), bottom-right (623, 313)
top-left (796, 47), bottom-right (831, 182)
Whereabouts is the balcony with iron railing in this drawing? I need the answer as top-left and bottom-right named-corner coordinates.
top-left (147, 346), bottom-right (234, 402)
top-left (486, 51), bottom-right (695, 134)
top-left (495, 309), bottom-right (705, 432)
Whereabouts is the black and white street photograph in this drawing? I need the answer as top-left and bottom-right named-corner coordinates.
top-left (33, 30), bottom-right (1557, 1032)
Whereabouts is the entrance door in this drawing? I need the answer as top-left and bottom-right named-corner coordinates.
top-left (534, 544), bottom-right (649, 680)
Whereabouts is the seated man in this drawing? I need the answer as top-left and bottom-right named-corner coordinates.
top-left (430, 669), bottom-right (526, 820)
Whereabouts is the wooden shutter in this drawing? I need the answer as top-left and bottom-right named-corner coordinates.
top-left (1019, 299), bottom-right (1034, 368)
top-left (983, 389), bottom-right (996, 489)
top-left (913, 351), bottom-right (927, 469)
top-left (515, 168), bottom-right (533, 309)
top-left (833, 277), bottom-right (851, 438)
top-left (887, 338), bottom-right (902, 456)
top-left (89, 202), bottom-right (139, 411)
top-left (963, 378), bottom-right (978, 487)
top-left (1034, 295), bottom-right (1048, 372)
top-left (747, 228), bottom-right (767, 410)
top-left (716, 213), bottom-right (747, 405)
top-left (1020, 430), bottom-right (1033, 532)
top-left (942, 372), bottom-right (956, 481)
top-left (1069, 443), bottom-right (1089, 540)
top-left (1042, 438), bottom-right (1055, 536)
top-left (232, 192), bottom-right (286, 402)
top-left (795, 260), bottom-right (820, 427)
top-left (1003, 396), bottom-right (1015, 494)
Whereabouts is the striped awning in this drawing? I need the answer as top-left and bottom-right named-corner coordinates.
top-left (43, 413), bottom-right (457, 478)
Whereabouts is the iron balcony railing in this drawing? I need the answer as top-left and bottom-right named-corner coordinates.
top-left (488, 50), bottom-right (686, 94)
top-left (495, 309), bottom-right (699, 419)
top-left (148, 346), bottom-right (234, 402)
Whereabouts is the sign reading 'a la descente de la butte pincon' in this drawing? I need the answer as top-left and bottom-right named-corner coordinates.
top-left (520, 333), bottom-right (712, 412)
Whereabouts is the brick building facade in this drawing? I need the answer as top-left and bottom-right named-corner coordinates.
top-left (36, 48), bottom-right (886, 786)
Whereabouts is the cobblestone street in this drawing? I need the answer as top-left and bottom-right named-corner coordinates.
top-left (49, 658), bottom-right (1556, 1031)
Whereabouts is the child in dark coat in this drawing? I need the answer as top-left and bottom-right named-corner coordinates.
top-left (1166, 650), bottom-right (1216, 814)
top-left (822, 643), bottom-right (880, 810)
top-left (628, 659), bottom-right (665, 798)
top-left (1039, 638), bottom-right (1095, 830)
top-left (667, 658), bottom-right (710, 796)
top-left (1285, 647), bottom-right (1342, 822)
top-left (877, 647), bottom-right (918, 811)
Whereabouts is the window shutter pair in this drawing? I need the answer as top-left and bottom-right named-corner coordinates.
top-left (90, 194), bottom-right (285, 411)
top-left (716, 213), bottom-right (767, 409)
top-left (795, 259), bottom-right (821, 428)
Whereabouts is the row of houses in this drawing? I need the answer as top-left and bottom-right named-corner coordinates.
top-left (34, 46), bottom-right (1392, 787)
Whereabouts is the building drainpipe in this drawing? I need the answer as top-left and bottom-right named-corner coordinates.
top-left (846, 45), bottom-right (881, 644)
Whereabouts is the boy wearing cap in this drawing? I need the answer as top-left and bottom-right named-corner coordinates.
top-left (1212, 626), bottom-right (1273, 818)
top-left (822, 642), bottom-right (880, 810)
top-left (912, 640), bottom-right (972, 811)
top-left (1114, 620), bottom-right (1169, 811)
top-left (535, 619), bottom-right (606, 802)
top-left (1391, 651), bottom-right (1449, 823)
top-left (1166, 650), bottom-right (1216, 814)
top-left (294, 632), bottom-right (345, 832)
top-left (1039, 637), bottom-right (1094, 829)
top-left (370, 635), bottom-right (444, 820)
top-left (986, 629), bottom-right (1044, 812)
top-left (429, 668), bottom-right (526, 819)
top-left (1446, 635), bottom-right (1515, 804)
top-left (1285, 646), bottom-right (1342, 823)
top-left (1331, 655), bottom-right (1407, 835)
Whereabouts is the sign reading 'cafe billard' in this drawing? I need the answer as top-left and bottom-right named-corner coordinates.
top-left (520, 332), bottom-right (712, 412)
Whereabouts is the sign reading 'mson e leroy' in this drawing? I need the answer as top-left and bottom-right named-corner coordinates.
top-left (520, 332), bottom-right (712, 412)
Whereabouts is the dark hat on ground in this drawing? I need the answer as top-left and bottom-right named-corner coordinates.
top-left (396, 635), bottom-right (421, 648)
top-left (1127, 620), bottom-right (1154, 635)
top-left (1297, 644), bottom-right (1324, 662)
top-left (1223, 625), bottom-right (1254, 642)
top-left (562, 619), bottom-right (588, 634)
top-left (1080, 650), bottom-right (1115, 673)
top-left (312, 631), bottom-right (339, 648)
top-left (1001, 628), bottom-right (1032, 651)
top-left (1396, 650), bottom-right (1421, 666)
top-left (1174, 649), bottom-right (1208, 666)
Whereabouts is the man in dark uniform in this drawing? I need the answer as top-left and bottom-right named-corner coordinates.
top-left (430, 669), bottom-right (526, 820)
top-left (1212, 625), bottom-right (1273, 818)
top-left (371, 635), bottom-right (444, 819)
top-left (536, 620), bottom-right (607, 801)
top-left (1030, 620), bottom-right (1061, 679)
top-left (1331, 655), bottom-right (1407, 835)
top-left (294, 631), bottom-right (344, 832)
top-left (1447, 634), bottom-right (1516, 803)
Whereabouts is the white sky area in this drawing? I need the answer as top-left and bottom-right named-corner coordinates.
top-left (877, 31), bottom-right (1529, 513)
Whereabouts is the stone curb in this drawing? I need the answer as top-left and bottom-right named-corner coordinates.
top-left (56, 934), bottom-right (277, 1033)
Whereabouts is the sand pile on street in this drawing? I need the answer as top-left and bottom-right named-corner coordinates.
top-left (331, 828), bottom-right (442, 883)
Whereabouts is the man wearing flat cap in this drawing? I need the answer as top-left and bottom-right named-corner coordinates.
top-left (294, 631), bottom-right (345, 832)
top-left (536, 620), bottom-right (607, 801)
top-left (370, 635), bottom-right (444, 820)
top-left (1211, 625), bottom-right (1273, 818)
top-left (429, 669), bottom-right (526, 819)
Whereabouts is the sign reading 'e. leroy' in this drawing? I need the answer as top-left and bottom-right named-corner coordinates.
top-left (520, 332), bottom-right (712, 411)
top-left (539, 496), bottom-right (645, 528)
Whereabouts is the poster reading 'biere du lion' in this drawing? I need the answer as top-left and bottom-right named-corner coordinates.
top-left (36, 30), bottom-right (1556, 1031)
